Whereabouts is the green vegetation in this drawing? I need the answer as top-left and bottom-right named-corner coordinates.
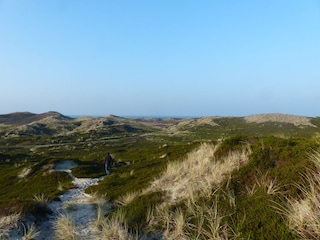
top-left (0, 161), bottom-right (73, 215)
top-left (2, 113), bottom-right (320, 239)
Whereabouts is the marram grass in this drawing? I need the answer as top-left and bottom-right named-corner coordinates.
top-left (281, 150), bottom-right (320, 239)
top-left (147, 143), bottom-right (251, 203)
top-left (54, 214), bottom-right (78, 240)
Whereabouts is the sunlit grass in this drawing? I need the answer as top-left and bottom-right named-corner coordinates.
top-left (22, 223), bottom-right (40, 240)
top-left (115, 191), bottom-right (139, 207)
top-left (143, 142), bottom-right (251, 239)
top-left (280, 150), bottom-right (320, 239)
top-left (99, 212), bottom-right (139, 240)
top-left (152, 195), bottom-right (236, 240)
top-left (147, 143), bottom-right (251, 203)
top-left (54, 214), bottom-right (78, 240)
top-left (0, 213), bottom-right (20, 239)
top-left (31, 193), bottom-right (52, 218)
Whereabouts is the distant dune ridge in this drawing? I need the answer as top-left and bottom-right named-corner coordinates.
top-left (0, 111), bottom-right (70, 126)
top-left (0, 111), bottom-right (318, 138)
top-left (244, 113), bottom-right (316, 127)
top-left (1, 111), bottom-right (316, 125)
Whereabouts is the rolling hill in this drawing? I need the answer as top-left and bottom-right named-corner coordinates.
top-left (0, 111), bottom-right (320, 138)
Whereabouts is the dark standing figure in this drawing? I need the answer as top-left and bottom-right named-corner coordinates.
top-left (104, 152), bottom-right (114, 174)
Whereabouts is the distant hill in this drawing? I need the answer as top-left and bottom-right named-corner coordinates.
top-left (244, 113), bottom-right (316, 127)
top-left (0, 111), bottom-right (70, 126)
top-left (1, 111), bottom-right (320, 138)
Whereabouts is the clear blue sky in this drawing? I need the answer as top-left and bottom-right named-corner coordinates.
top-left (1, 1), bottom-right (320, 117)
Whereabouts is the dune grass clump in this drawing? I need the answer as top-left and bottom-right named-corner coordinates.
top-left (244, 170), bottom-right (281, 196)
top-left (99, 214), bottom-right (131, 240)
top-left (0, 213), bottom-right (20, 239)
top-left (148, 142), bottom-right (251, 203)
top-left (150, 191), bottom-right (236, 240)
top-left (22, 223), bottom-right (40, 240)
top-left (161, 207), bottom-right (189, 240)
top-left (97, 208), bottom-right (140, 240)
top-left (32, 193), bottom-right (49, 209)
top-left (87, 192), bottom-right (110, 229)
top-left (54, 214), bottom-right (78, 240)
top-left (115, 191), bottom-right (140, 207)
top-left (29, 193), bottom-right (52, 219)
top-left (281, 150), bottom-right (320, 239)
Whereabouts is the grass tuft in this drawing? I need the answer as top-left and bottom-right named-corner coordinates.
top-left (22, 223), bottom-right (40, 240)
top-left (31, 193), bottom-right (51, 218)
top-left (0, 213), bottom-right (21, 239)
top-left (99, 213), bottom-right (139, 240)
top-left (54, 214), bottom-right (78, 240)
top-left (115, 191), bottom-right (139, 207)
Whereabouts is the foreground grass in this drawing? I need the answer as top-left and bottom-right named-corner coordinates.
top-left (280, 150), bottom-right (320, 239)
top-left (97, 136), bottom-right (318, 239)
top-left (54, 214), bottom-right (78, 240)
top-left (146, 142), bottom-right (251, 203)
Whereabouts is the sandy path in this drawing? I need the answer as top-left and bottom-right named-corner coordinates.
top-left (10, 160), bottom-right (108, 240)
top-left (39, 161), bottom-right (107, 240)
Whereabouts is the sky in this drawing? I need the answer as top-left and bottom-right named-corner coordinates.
top-left (1, 0), bottom-right (320, 117)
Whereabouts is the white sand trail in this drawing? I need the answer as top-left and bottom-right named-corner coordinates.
top-left (8, 160), bottom-right (108, 240)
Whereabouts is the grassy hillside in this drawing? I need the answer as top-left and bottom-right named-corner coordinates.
top-left (1, 112), bottom-right (320, 239)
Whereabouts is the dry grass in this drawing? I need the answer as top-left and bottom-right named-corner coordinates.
top-left (115, 191), bottom-right (139, 207)
top-left (32, 193), bottom-right (51, 216)
top-left (33, 193), bottom-right (49, 206)
top-left (54, 214), bottom-right (79, 240)
top-left (280, 150), bottom-right (320, 239)
top-left (245, 183), bottom-right (258, 196)
top-left (148, 143), bottom-right (251, 203)
top-left (144, 142), bottom-right (251, 239)
top-left (162, 208), bottom-right (189, 240)
top-left (200, 203), bottom-right (233, 240)
top-left (86, 192), bottom-right (111, 229)
top-left (95, 205), bottom-right (104, 230)
top-left (0, 213), bottom-right (21, 239)
top-left (99, 214), bottom-right (138, 240)
top-left (153, 198), bottom-right (235, 240)
top-left (85, 194), bottom-right (138, 240)
top-left (88, 192), bottom-right (108, 206)
top-left (253, 171), bottom-right (281, 195)
top-left (22, 223), bottom-right (40, 240)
